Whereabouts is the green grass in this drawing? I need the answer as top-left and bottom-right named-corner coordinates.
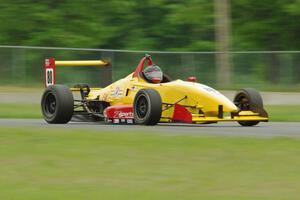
top-left (0, 85), bottom-right (43, 92)
top-left (0, 103), bottom-right (42, 118)
top-left (265, 105), bottom-right (300, 122)
top-left (0, 127), bottom-right (300, 200)
top-left (1, 103), bottom-right (300, 122)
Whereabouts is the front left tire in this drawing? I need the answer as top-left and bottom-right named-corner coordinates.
top-left (41, 85), bottom-right (74, 124)
top-left (133, 89), bottom-right (162, 125)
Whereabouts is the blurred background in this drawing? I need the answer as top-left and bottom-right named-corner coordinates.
top-left (0, 0), bottom-right (300, 91)
top-left (2, 2), bottom-right (300, 200)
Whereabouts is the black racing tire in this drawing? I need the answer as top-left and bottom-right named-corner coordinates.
top-left (41, 85), bottom-right (74, 124)
top-left (134, 89), bottom-right (162, 125)
top-left (234, 88), bottom-right (266, 126)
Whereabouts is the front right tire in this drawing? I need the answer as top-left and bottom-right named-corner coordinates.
top-left (234, 88), bottom-right (267, 126)
top-left (41, 85), bottom-right (74, 124)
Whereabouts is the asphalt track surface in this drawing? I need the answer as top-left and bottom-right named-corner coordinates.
top-left (0, 119), bottom-right (300, 137)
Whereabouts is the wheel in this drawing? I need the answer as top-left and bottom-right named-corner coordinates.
top-left (41, 85), bottom-right (74, 124)
top-left (133, 89), bottom-right (162, 125)
top-left (234, 88), bottom-right (267, 126)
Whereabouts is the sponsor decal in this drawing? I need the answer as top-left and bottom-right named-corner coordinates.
top-left (111, 87), bottom-right (123, 97)
top-left (199, 85), bottom-right (220, 95)
top-left (127, 119), bottom-right (134, 124)
top-left (113, 119), bottom-right (120, 123)
top-left (113, 111), bottom-right (134, 119)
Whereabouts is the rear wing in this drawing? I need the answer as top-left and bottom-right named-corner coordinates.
top-left (44, 58), bottom-right (109, 87)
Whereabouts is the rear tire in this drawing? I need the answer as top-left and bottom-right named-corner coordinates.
top-left (41, 85), bottom-right (74, 124)
top-left (134, 89), bottom-right (162, 125)
top-left (234, 88), bottom-right (266, 127)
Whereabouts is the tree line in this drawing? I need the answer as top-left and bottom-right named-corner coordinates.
top-left (0, 0), bottom-right (300, 87)
top-left (1, 0), bottom-right (299, 51)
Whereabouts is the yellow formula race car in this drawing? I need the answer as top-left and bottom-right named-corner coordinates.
top-left (41, 54), bottom-right (268, 126)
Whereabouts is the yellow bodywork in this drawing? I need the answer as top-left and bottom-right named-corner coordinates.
top-left (55, 60), bottom-right (108, 67)
top-left (85, 73), bottom-right (268, 123)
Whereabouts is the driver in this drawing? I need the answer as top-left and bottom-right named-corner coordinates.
top-left (142, 64), bottom-right (163, 83)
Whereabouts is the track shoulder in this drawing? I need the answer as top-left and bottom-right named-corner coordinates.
top-left (0, 119), bottom-right (299, 137)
